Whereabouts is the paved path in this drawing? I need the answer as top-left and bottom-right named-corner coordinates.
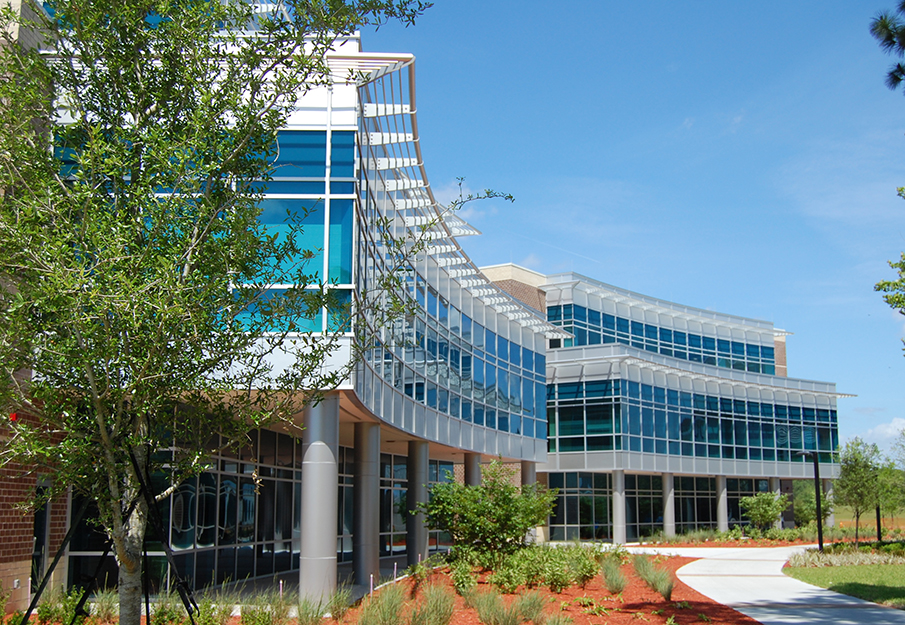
top-left (628, 544), bottom-right (905, 624)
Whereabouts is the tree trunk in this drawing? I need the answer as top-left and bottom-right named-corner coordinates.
top-left (115, 491), bottom-right (150, 625)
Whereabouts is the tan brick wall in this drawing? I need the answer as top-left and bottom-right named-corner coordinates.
top-left (774, 335), bottom-right (787, 377)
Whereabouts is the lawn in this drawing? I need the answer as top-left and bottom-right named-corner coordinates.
top-left (785, 564), bottom-right (905, 608)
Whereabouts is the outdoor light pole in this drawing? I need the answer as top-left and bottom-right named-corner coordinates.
top-left (799, 450), bottom-right (823, 552)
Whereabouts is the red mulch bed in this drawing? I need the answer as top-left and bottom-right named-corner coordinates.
top-left (637, 538), bottom-right (814, 548)
top-left (340, 557), bottom-right (759, 625)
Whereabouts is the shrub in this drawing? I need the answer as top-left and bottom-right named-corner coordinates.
top-left (601, 559), bottom-right (627, 594)
top-left (544, 615), bottom-right (572, 625)
top-left (37, 587), bottom-right (86, 625)
top-left (0, 583), bottom-right (9, 625)
top-left (296, 597), bottom-right (325, 625)
top-left (565, 546), bottom-right (599, 589)
top-left (543, 553), bottom-right (573, 594)
top-left (408, 584), bottom-right (454, 625)
top-left (449, 561), bottom-right (477, 596)
top-left (488, 560), bottom-right (524, 595)
top-left (194, 596), bottom-right (235, 625)
top-left (632, 556), bottom-right (674, 601)
top-left (739, 493), bottom-right (789, 531)
top-left (513, 591), bottom-right (548, 625)
top-left (153, 593), bottom-right (187, 625)
top-left (419, 461), bottom-right (556, 557)
top-left (507, 547), bottom-right (545, 588)
top-left (466, 589), bottom-right (503, 625)
top-left (327, 586), bottom-right (352, 622)
top-left (358, 583), bottom-right (406, 625)
top-left (90, 589), bottom-right (118, 625)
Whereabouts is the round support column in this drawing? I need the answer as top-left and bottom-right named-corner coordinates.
top-left (716, 475), bottom-right (729, 533)
top-left (662, 473), bottom-right (675, 538)
top-left (521, 461), bottom-right (537, 486)
top-left (464, 453), bottom-right (481, 486)
top-left (353, 422), bottom-right (380, 586)
top-left (612, 470), bottom-right (626, 544)
top-left (299, 395), bottom-right (339, 601)
top-left (407, 440), bottom-right (430, 567)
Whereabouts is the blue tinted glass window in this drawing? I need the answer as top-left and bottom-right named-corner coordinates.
top-left (534, 353), bottom-right (545, 376)
top-left (717, 339), bottom-right (731, 354)
top-left (641, 384), bottom-right (654, 402)
top-left (667, 390), bottom-right (679, 406)
top-left (746, 344), bottom-right (760, 358)
top-left (509, 343), bottom-right (521, 368)
top-left (588, 309), bottom-right (601, 325)
top-left (659, 328), bottom-right (673, 343)
top-left (627, 381), bottom-right (640, 398)
top-left (630, 321), bottom-right (644, 337)
top-left (327, 289), bottom-right (352, 331)
top-left (731, 341), bottom-right (745, 356)
top-left (254, 180), bottom-right (325, 194)
top-left (485, 329), bottom-right (497, 355)
top-left (688, 334), bottom-right (702, 348)
top-left (328, 199), bottom-right (353, 283)
top-left (562, 304), bottom-right (573, 320)
top-left (603, 314), bottom-right (616, 330)
top-left (523, 349), bottom-right (533, 372)
top-left (558, 383), bottom-right (582, 400)
top-left (330, 182), bottom-right (354, 193)
top-left (547, 306), bottom-right (562, 322)
top-left (702, 336), bottom-right (716, 351)
top-left (674, 331), bottom-right (687, 346)
top-left (273, 131), bottom-right (326, 177)
top-left (616, 317), bottom-right (629, 333)
top-left (258, 199), bottom-right (324, 274)
top-left (330, 131), bottom-right (355, 177)
top-left (574, 306), bottom-right (587, 322)
top-left (762, 346), bottom-right (775, 360)
top-left (645, 324), bottom-right (658, 339)
top-left (497, 336), bottom-right (509, 362)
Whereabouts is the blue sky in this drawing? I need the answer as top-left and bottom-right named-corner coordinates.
top-left (365, 1), bottom-right (905, 452)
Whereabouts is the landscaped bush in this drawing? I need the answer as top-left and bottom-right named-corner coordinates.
top-left (512, 591), bottom-right (547, 625)
top-left (601, 559), bottom-right (628, 594)
top-left (631, 556), bottom-right (675, 601)
top-left (90, 589), bottom-right (119, 625)
top-left (37, 587), bottom-right (86, 625)
top-left (790, 547), bottom-right (905, 567)
top-left (408, 584), bottom-right (454, 625)
top-left (449, 560), bottom-right (477, 596)
top-left (152, 593), bottom-right (186, 625)
top-left (195, 595), bottom-right (235, 625)
top-left (358, 583), bottom-right (406, 625)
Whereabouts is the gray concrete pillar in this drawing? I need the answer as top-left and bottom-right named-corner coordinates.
top-left (299, 395), bottom-right (339, 600)
top-left (716, 475), bottom-right (728, 533)
top-left (464, 453), bottom-right (481, 486)
top-left (770, 477), bottom-right (782, 529)
top-left (612, 470), bottom-right (626, 544)
top-left (407, 440), bottom-right (430, 567)
top-left (521, 461), bottom-right (537, 486)
top-left (353, 422), bottom-right (380, 586)
top-left (823, 479), bottom-right (835, 527)
top-left (662, 473), bottom-right (675, 538)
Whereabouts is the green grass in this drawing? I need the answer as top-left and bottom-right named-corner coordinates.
top-left (785, 563), bottom-right (905, 608)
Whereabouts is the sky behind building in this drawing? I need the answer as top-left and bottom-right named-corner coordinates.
top-left (365, 1), bottom-right (905, 451)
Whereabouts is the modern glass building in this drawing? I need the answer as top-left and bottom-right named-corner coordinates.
top-left (482, 265), bottom-right (844, 544)
top-left (56, 35), bottom-right (563, 601)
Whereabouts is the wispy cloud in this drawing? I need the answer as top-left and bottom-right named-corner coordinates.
top-left (859, 416), bottom-right (905, 452)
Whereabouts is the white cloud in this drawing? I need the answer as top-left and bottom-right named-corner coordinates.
top-left (859, 416), bottom-right (905, 452)
top-left (431, 179), bottom-right (498, 222)
top-left (519, 253), bottom-right (543, 269)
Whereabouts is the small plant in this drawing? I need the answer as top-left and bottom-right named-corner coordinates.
top-left (631, 555), bottom-right (655, 581)
top-left (544, 615), bottom-right (572, 625)
top-left (327, 586), bottom-right (352, 622)
top-left (648, 569), bottom-right (674, 601)
top-left (673, 601), bottom-right (690, 610)
top-left (513, 591), bottom-right (547, 625)
top-left (90, 589), bottom-right (118, 625)
top-left (358, 583), bottom-right (406, 625)
top-left (488, 558), bottom-right (524, 595)
top-left (38, 587), bottom-right (86, 625)
top-left (697, 614), bottom-right (712, 623)
top-left (566, 547), bottom-right (599, 589)
top-left (665, 616), bottom-right (677, 625)
top-left (296, 597), bottom-right (324, 625)
top-left (240, 591), bottom-right (290, 625)
top-left (9, 612), bottom-right (25, 625)
top-left (466, 589), bottom-right (503, 625)
top-left (602, 559), bottom-right (628, 594)
top-left (449, 560), bottom-right (477, 596)
top-left (152, 593), bottom-right (186, 625)
top-left (194, 596), bottom-right (235, 625)
top-left (408, 584), bottom-right (454, 625)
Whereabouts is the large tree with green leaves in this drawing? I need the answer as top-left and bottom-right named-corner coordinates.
top-left (0, 1), bottom-right (427, 623)
top-left (871, 4), bottom-right (905, 334)
top-left (834, 438), bottom-right (882, 545)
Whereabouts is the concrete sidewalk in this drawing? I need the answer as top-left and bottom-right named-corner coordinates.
top-left (629, 544), bottom-right (905, 624)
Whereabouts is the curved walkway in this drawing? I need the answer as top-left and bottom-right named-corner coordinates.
top-left (628, 545), bottom-right (905, 624)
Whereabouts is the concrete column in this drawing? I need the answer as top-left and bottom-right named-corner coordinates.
top-left (353, 422), bottom-right (380, 586)
top-left (521, 461), bottom-right (537, 486)
top-left (464, 453), bottom-right (481, 486)
top-left (612, 470), bottom-right (626, 544)
top-left (299, 396), bottom-right (339, 600)
top-left (769, 477), bottom-right (782, 529)
top-left (406, 440), bottom-right (430, 567)
top-left (716, 475), bottom-right (728, 533)
top-left (662, 473), bottom-right (675, 538)
top-left (823, 479), bottom-right (835, 527)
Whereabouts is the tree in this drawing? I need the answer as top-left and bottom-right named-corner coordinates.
top-left (792, 480), bottom-right (833, 527)
top-left (877, 461), bottom-right (905, 528)
top-left (0, 2), bottom-right (428, 624)
top-left (834, 438), bottom-right (881, 545)
top-left (871, 6), bottom-right (905, 334)
top-left (739, 492), bottom-right (790, 531)
top-left (419, 461), bottom-right (556, 558)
